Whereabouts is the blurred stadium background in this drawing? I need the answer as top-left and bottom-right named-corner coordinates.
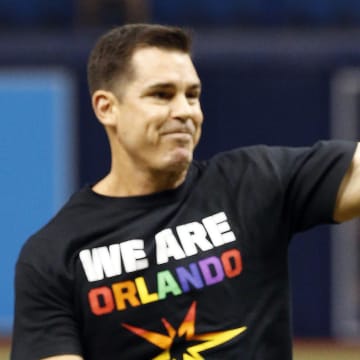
top-left (1, 0), bottom-right (360, 358)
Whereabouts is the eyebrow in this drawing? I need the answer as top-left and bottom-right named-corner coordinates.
top-left (146, 82), bottom-right (202, 91)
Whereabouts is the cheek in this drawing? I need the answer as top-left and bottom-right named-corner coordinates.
top-left (114, 119), bottom-right (145, 149)
top-left (116, 108), bottom-right (158, 143)
top-left (194, 128), bottom-right (202, 147)
top-left (194, 112), bottom-right (204, 141)
top-left (148, 111), bottom-right (171, 140)
top-left (195, 106), bottom-right (204, 124)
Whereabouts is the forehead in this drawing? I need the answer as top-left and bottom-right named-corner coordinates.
top-left (130, 47), bottom-right (200, 86)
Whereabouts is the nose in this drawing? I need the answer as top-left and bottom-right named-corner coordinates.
top-left (170, 94), bottom-right (193, 121)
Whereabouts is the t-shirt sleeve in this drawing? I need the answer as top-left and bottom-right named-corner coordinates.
top-left (270, 140), bottom-right (356, 232)
top-left (11, 259), bottom-right (82, 360)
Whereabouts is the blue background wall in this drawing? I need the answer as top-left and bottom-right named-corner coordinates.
top-left (0, 68), bottom-right (77, 333)
top-left (1, 28), bottom-right (360, 337)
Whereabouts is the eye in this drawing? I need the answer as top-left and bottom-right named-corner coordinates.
top-left (186, 90), bottom-right (201, 100)
top-left (152, 91), bottom-right (173, 100)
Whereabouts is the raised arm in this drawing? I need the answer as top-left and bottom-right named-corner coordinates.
top-left (42, 356), bottom-right (83, 360)
top-left (334, 142), bottom-right (360, 222)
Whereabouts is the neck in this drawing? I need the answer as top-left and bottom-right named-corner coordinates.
top-left (92, 166), bottom-right (189, 197)
top-left (94, 130), bottom-right (192, 197)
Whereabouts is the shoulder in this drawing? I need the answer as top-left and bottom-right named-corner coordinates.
top-left (17, 186), bottom-right (95, 267)
top-left (192, 140), bottom-right (356, 188)
top-left (190, 145), bottom-right (290, 193)
top-left (195, 145), bottom-right (277, 169)
top-left (195, 144), bottom-right (292, 178)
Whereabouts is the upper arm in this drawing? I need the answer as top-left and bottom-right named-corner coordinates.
top-left (334, 142), bottom-right (360, 222)
top-left (12, 261), bottom-right (82, 359)
top-left (41, 356), bottom-right (83, 360)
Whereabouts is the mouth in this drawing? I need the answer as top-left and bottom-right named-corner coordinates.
top-left (159, 121), bottom-right (196, 143)
top-left (162, 128), bottom-right (192, 135)
top-left (160, 125), bottom-right (194, 136)
top-left (161, 132), bottom-right (193, 142)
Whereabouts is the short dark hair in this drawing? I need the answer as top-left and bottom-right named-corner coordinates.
top-left (87, 23), bottom-right (192, 95)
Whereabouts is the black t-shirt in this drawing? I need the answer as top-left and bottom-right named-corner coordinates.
top-left (11, 141), bottom-right (356, 360)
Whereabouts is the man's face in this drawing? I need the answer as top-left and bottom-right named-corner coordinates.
top-left (111, 47), bottom-right (203, 174)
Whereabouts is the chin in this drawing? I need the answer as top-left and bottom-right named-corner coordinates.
top-left (162, 150), bottom-right (193, 172)
top-left (166, 158), bottom-right (191, 172)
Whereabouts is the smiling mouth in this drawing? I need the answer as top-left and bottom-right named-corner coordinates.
top-left (162, 131), bottom-right (193, 139)
top-left (163, 130), bottom-right (191, 134)
top-left (160, 121), bottom-right (196, 141)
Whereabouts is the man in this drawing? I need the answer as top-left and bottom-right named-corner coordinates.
top-left (11, 23), bottom-right (360, 360)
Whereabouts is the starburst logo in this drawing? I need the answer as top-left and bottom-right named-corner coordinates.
top-left (122, 301), bottom-right (247, 359)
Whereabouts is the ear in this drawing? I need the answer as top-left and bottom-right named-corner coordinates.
top-left (92, 90), bottom-right (118, 127)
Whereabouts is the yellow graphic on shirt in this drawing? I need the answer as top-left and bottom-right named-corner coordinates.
top-left (122, 301), bottom-right (247, 359)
